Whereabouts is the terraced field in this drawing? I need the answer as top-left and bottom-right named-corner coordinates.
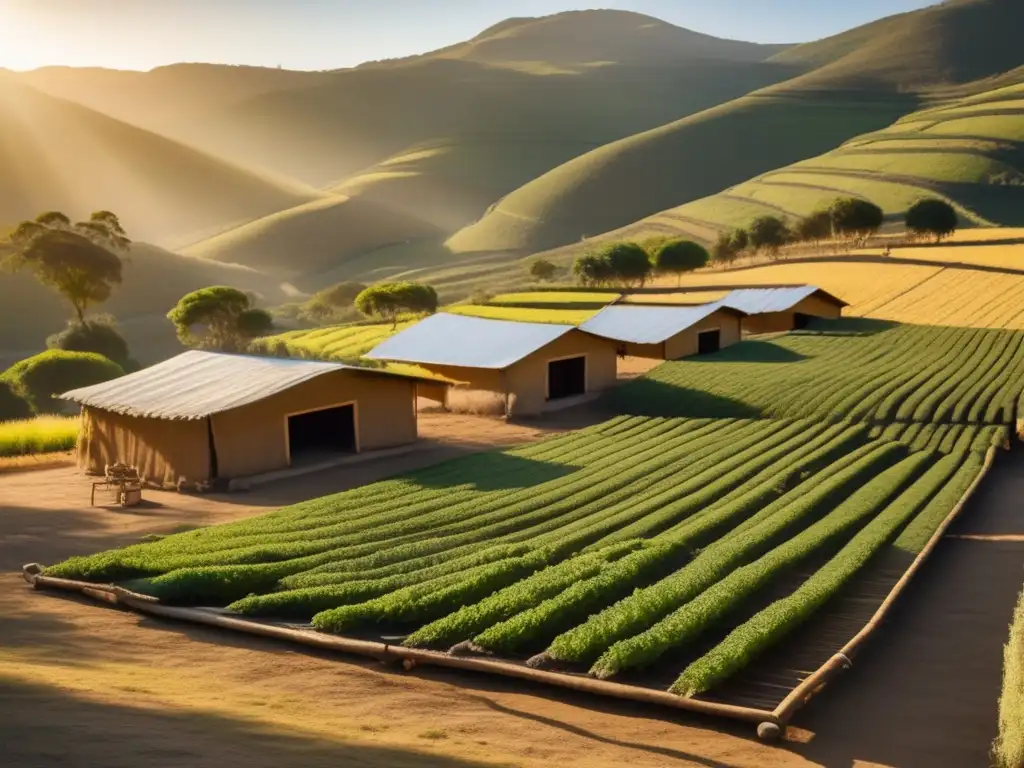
top-left (43, 413), bottom-right (991, 707)
top-left (614, 319), bottom-right (1024, 427)
top-left (250, 321), bottom-right (413, 362)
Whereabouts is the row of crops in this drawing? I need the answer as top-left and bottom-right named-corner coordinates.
top-left (47, 413), bottom-right (991, 700)
top-left (614, 319), bottom-right (1024, 426)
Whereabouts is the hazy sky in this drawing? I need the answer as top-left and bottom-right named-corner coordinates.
top-left (1, 0), bottom-right (938, 72)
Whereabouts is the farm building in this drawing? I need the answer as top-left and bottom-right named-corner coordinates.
top-left (365, 313), bottom-right (617, 417)
top-left (720, 286), bottom-right (846, 334)
top-left (579, 304), bottom-right (745, 359)
top-left (60, 350), bottom-right (432, 486)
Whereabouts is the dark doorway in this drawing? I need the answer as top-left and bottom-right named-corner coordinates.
top-left (547, 356), bottom-right (586, 400)
top-left (697, 330), bottom-right (721, 355)
top-left (794, 312), bottom-right (813, 330)
top-left (207, 417), bottom-right (219, 479)
top-left (287, 404), bottom-right (356, 464)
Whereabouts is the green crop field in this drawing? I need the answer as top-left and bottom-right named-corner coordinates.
top-left (250, 321), bottom-right (413, 362)
top-left (45, 412), bottom-right (991, 703)
top-left (0, 416), bottom-right (79, 458)
top-left (613, 319), bottom-right (1024, 426)
top-left (996, 588), bottom-right (1024, 768)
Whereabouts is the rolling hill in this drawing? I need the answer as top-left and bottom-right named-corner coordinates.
top-left (0, 76), bottom-right (316, 247)
top-left (450, 0), bottom-right (1024, 256)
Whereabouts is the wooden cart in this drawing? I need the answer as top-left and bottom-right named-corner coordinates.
top-left (91, 463), bottom-right (143, 507)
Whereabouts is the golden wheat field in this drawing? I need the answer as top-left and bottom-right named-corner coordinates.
top-left (663, 233), bottom-right (1024, 329)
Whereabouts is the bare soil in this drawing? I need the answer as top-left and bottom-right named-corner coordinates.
top-left (1, 411), bottom-right (1019, 767)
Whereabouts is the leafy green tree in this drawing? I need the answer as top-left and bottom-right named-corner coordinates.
top-left (711, 232), bottom-right (737, 266)
top-left (598, 242), bottom-right (652, 287)
top-left (729, 228), bottom-right (749, 254)
top-left (572, 254), bottom-right (612, 286)
top-left (795, 209), bottom-right (833, 246)
top-left (830, 197), bottom-right (884, 242)
top-left (304, 280), bottom-right (367, 322)
top-left (748, 216), bottom-right (791, 260)
top-left (906, 198), bottom-right (958, 242)
top-left (528, 259), bottom-right (559, 282)
top-left (167, 286), bottom-right (273, 352)
top-left (652, 240), bottom-right (710, 286)
top-left (355, 282), bottom-right (438, 328)
top-left (2, 350), bottom-right (124, 413)
top-left (4, 210), bottom-right (131, 324)
top-left (0, 380), bottom-right (31, 421)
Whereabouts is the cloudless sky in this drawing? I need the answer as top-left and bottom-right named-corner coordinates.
top-left (1, 0), bottom-right (939, 72)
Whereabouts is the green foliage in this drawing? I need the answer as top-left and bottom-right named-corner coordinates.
top-left (1, 350), bottom-right (124, 413)
top-left (0, 380), bottom-right (32, 421)
top-left (747, 215), bottom-right (791, 259)
top-left (651, 240), bottom-right (709, 285)
top-left (829, 197), bottom-right (884, 241)
top-left (303, 281), bottom-right (368, 322)
top-left (167, 286), bottom-right (272, 353)
top-left (794, 209), bottom-right (833, 244)
top-left (574, 242), bottom-right (651, 287)
top-left (613, 321), bottom-right (1024, 427)
top-left (905, 198), bottom-right (959, 242)
top-left (4, 210), bottom-right (130, 324)
top-left (528, 259), bottom-right (559, 282)
top-left (354, 282), bottom-right (438, 327)
top-left (46, 318), bottom-right (133, 370)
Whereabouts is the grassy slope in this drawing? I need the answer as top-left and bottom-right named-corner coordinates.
top-left (449, 0), bottom-right (1024, 256)
top-left (0, 76), bottom-right (316, 248)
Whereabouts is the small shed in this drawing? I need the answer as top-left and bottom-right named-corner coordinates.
top-left (721, 286), bottom-right (846, 334)
top-left (365, 313), bottom-right (617, 417)
top-left (579, 304), bottom-right (745, 360)
top-left (60, 350), bottom-right (430, 487)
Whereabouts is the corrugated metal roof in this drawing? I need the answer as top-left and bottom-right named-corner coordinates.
top-left (720, 286), bottom-right (845, 314)
top-left (365, 313), bottom-right (574, 369)
top-left (60, 350), bottom-right (426, 420)
top-left (579, 304), bottom-right (735, 345)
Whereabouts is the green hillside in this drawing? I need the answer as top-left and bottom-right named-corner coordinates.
top-left (554, 82), bottom-right (1024, 252)
top-left (0, 76), bottom-right (316, 247)
top-left (450, 0), bottom-right (1024, 256)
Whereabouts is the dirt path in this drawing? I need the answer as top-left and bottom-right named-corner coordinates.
top-left (1, 414), bottom-right (1019, 767)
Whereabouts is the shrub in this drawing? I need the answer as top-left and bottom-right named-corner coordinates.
top-left (2, 350), bottom-right (124, 413)
top-left (0, 380), bottom-right (31, 421)
top-left (996, 588), bottom-right (1024, 768)
top-left (46, 318), bottom-right (132, 369)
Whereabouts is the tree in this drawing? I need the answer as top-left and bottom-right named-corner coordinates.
top-left (905, 198), bottom-right (958, 242)
top-left (0, 380), bottom-right (31, 421)
top-left (794, 209), bottom-right (833, 246)
top-left (652, 240), bottom-right (710, 286)
top-left (748, 216), bottom-right (791, 260)
top-left (2, 350), bottom-right (124, 413)
top-left (728, 228), bottom-right (749, 254)
top-left (355, 282), bottom-right (438, 328)
top-left (46, 316), bottom-right (134, 371)
top-left (572, 254), bottom-right (612, 287)
top-left (711, 231), bottom-right (738, 266)
top-left (167, 286), bottom-right (274, 352)
top-left (528, 259), bottom-right (558, 282)
top-left (304, 280), bottom-right (367, 322)
top-left (4, 210), bottom-right (131, 324)
top-left (598, 242), bottom-right (652, 287)
top-left (830, 197), bottom-right (884, 243)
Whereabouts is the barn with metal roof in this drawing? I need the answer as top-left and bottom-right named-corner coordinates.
top-left (365, 313), bottom-right (617, 417)
top-left (720, 286), bottom-right (846, 334)
top-left (579, 304), bottom-right (746, 359)
top-left (61, 350), bottom-right (434, 487)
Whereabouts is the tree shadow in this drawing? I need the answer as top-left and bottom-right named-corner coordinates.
top-left (0, 676), bottom-right (495, 768)
top-left (712, 340), bottom-right (808, 363)
top-left (797, 317), bottom-right (899, 337)
top-left (609, 378), bottom-right (763, 419)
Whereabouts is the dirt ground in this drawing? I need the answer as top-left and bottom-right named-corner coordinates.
top-left (2, 412), bottom-right (1020, 768)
